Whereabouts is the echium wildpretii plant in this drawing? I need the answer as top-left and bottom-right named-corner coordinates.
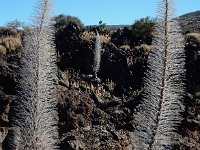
top-left (9, 0), bottom-right (59, 149)
top-left (133, 0), bottom-right (186, 149)
top-left (93, 31), bottom-right (101, 77)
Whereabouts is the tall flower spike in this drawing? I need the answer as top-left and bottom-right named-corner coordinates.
top-left (93, 31), bottom-right (101, 76)
top-left (133, 0), bottom-right (186, 149)
top-left (9, 0), bottom-right (59, 149)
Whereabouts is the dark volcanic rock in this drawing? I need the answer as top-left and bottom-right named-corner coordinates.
top-left (61, 125), bottom-right (133, 150)
top-left (180, 34), bottom-right (200, 150)
top-left (57, 84), bottom-right (135, 150)
top-left (185, 34), bottom-right (200, 94)
top-left (111, 27), bottom-right (131, 47)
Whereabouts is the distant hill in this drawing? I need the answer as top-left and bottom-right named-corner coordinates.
top-left (104, 25), bottom-right (131, 30)
top-left (85, 25), bottom-right (131, 31)
top-left (178, 10), bottom-right (200, 33)
top-left (86, 10), bottom-right (200, 33)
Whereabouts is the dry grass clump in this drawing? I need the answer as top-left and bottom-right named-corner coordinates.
top-left (81, 31), bottom-right (111, 44)
top-left (100, 34), bottom-right (111, 44)
top-left (120, 44), bottom-right (131, 50)
top-left (0, 35), bottom-right (22, 51)
top-left (135, 44), bottom-right (152, 54)
top-left (185, 33), bottom-right (200, 44)
top-left (81, 31), bottom-right (96, 41)
top-left (0, 28), bottom-right (21, 55)
top-left (0, 45), bottom-right (7, 55)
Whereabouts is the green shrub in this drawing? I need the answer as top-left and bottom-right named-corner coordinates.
top-left (54, 14), bottom-right (84, 30)
top-left (5, 19), bottom-right (24, 29)
top-left (131, 17), bottom-right (155, 46)
top-left (98, 20), bottom-right (107, 31)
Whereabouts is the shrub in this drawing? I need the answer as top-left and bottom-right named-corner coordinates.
top-left (131, 17), bottom-right (155, 46)
top-left (0, 35), bottom-right (21, 50)
top-left (185, 32), bottom-right (200, 44)
top-left (0, 45), bottom-right (6, 55)
top-left (81, 31), bottom-right (111, 43)
top-left (100, 34), bottom-right (111, 44)
top-left (120, 44), bottom-right (131, 51)
top-left (98, 20), bottom-right (107, 31)
top-left (0, 27), bottom-right (19, 36)
top-left (54, 14), bottom-right (84, 30)
top-left (135, 44), bottom-right (152, 54)
top-left (5, 19), bottom-right (24, 29)
top-left (81, 31), bottom-right (96, 41)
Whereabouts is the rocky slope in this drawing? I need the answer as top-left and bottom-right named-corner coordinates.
top-left (179, 11), bottom-right (200, 33)
top-left (0, 12), bottom-right (200, 149)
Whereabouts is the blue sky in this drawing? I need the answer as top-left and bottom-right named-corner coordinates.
top-left (0, 0), bottom-right (200, 26)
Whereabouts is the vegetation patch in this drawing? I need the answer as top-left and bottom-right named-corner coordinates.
top-left (0, 35), bottom-right (21, 51)
top-left (185, 32), bottom-right (200, 44)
